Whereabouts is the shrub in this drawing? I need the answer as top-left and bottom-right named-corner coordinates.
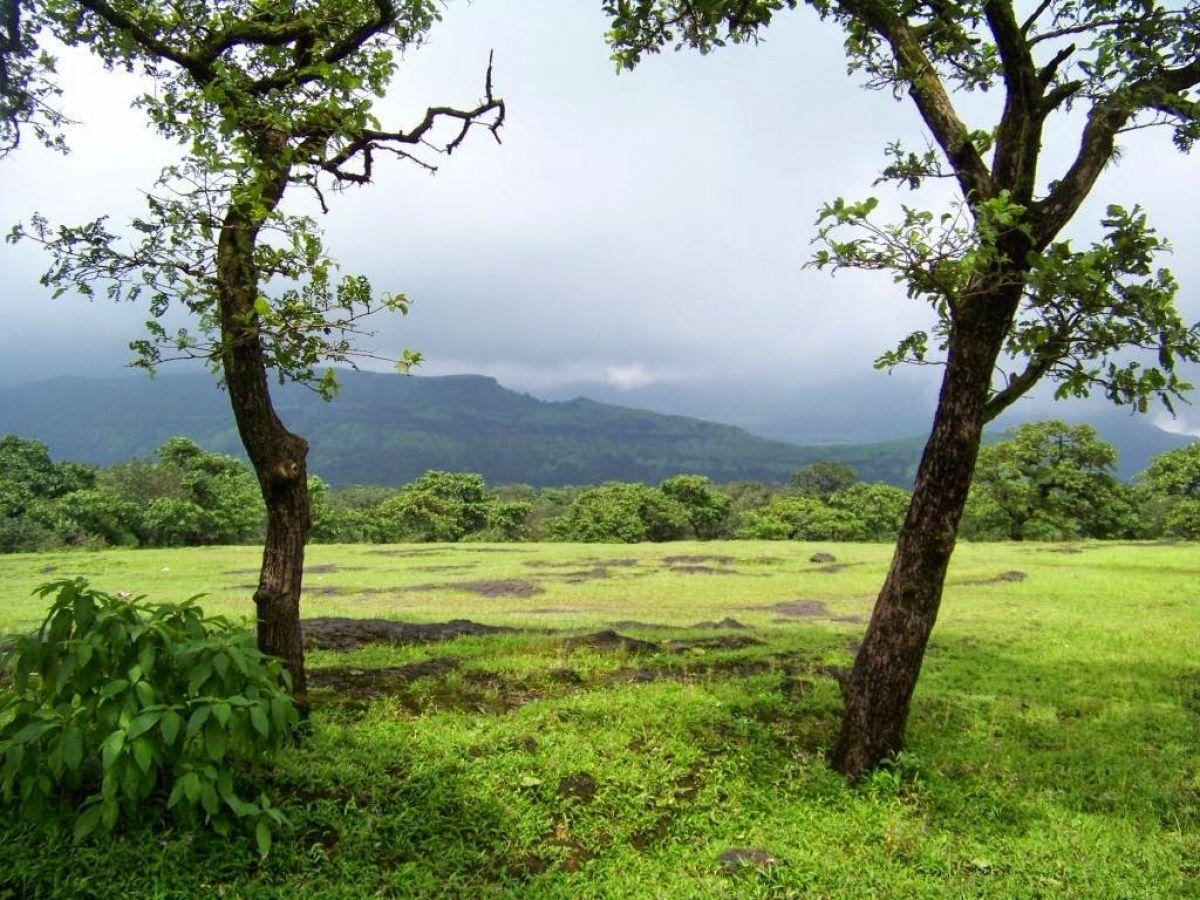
top-left (0, 579), bottom-right (297, 853)
top-left (549, 483), bottom-right (690, 543)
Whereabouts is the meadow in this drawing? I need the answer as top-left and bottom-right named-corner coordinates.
top-left (0, 540), bottom-right (1197, 898)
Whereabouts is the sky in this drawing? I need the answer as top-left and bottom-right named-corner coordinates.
top-left (1, 0), bottom-right (1198, 442)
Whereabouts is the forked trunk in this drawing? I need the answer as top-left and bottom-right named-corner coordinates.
top-left (832, 293), bottom-right (1017, 777)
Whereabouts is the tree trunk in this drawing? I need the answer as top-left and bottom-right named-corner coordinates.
top-left (831, 293), bottom-right (1018, 777)
top-left (215, 161), bottom-right (310, 710)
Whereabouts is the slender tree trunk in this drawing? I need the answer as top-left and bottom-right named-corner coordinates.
top-left (832, 289), bottom-right (1019, 777)
top-left (215, 158), bottom-right (310, 710)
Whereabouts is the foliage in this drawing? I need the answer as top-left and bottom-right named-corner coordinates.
top-left (961, 422), bottom-right (1141, 541)
top-left (374, 471), bottom-right (493, 543)
top-left (659, 474), bottom-right (732, 539)
top-left (549, 483), bottom-right (691, 543)
top-left (738, 495), bottom-right (867, 541)
top-left (791, 462), bottom-right (857, 500)
top-left (0, 578), bottom-right (297, 852)
top-left (828, 482), bottom-right (910, 541)
top-left (1136, 441), bottom-right (1200, 538)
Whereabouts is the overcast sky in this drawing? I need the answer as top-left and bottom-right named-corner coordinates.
top-left (1, 0), bottom-right (1197, 441)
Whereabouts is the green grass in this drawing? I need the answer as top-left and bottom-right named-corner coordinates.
top-left (1, 541), bottom-right (1197, 898)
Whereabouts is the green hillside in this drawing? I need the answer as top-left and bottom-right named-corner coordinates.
top-left (0, 372), bottom-right (924, 487)
top-left (1, 371), bottom-right (1188, 486)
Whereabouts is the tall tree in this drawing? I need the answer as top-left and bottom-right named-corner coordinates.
top-left (603, 0), bottom-right (1200, 774)
top-left (10, 1), bottom-right (504, 707)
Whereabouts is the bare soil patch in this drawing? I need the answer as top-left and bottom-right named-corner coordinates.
top-left (765, 600), bottom-right (832, 618)
top-left (410, 579), bottom-right (544, 598)
top-left (302, 617), bottom-right (517, 651)
top-left (305, 564), bottom-right (365, 575)
top-left (564, 630), bottom-right (659, 654)
top-left (309, 657), bottom-right (459, 697)
top-left (959, 570), bottom-right (1028, 585)
top-left (663, 554), bottom-right (734, 565)
top-left (559, 567), bottom-right (610, 582)
top-left (666, 565), bottom-right (742, 576)
top-left (304, 585), bottom-right (349, 597)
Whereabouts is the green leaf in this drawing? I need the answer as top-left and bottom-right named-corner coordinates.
top-left (60, 727), bottom-right (83, 773)
top-left (100, 730), bottom-right (125, 771)
top-left (249, 705), bottom-right (269, 738)
top-left (255, 819), bottom-right (272, 857)
top-left (132, 738), bottom-right (153, 774)
top-left (73, 804), bottom-right (103, 842)
top-left (161, 710), bottom-right (183, 745)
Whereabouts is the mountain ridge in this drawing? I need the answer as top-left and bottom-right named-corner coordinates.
top-left (0, 371), bottom-right (1189, 487)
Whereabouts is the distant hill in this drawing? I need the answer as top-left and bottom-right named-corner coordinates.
top-left (0, 372), bottom-right (1189, 486)
top-left (0, 372), bottom-right (926, 487)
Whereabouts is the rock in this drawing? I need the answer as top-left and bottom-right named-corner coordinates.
top-left (810, 552), bottom-right (837, 563)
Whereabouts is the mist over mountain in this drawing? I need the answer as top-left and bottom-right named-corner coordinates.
top-left (0, 370), bottom-right (1190, 487)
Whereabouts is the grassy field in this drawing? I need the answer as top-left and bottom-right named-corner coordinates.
top-left (0, 540), bottom-right (1197, 898)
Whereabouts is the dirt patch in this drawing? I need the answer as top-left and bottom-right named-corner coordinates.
top-left (830, 614), bottom-right (865, 623)
top-left (693, 618), bottom-right (750, 630)
top-left (410, 564), bottom-right (479, 573)
top-left (564, 631), bottom-right (658, 654)
top-left (304, 585), bottom-right (349, 597)
top-left (411, 579), bottom-right (544, 598)
top-left (304, 564), bottom-right (365, 575)
top-left (223, 568), bottom-right (260, 575)
top-left (525, 607), bottom-right (579, 615)
top-left (766, 600), bottom-right (832, 618)
top-left (557, 773), bottom-right (597, 804)
top-left (309, 658), bottom-right (459, 698)
top-left (959, 570), bottom-right (1029, 585)
top-left (814, 564), bottom-right (847, 574)
top-left (38, 565), bottom-right (58, 574)
top-left (810, 552), bottom-right (836, 564)
top-left (302, 617), bottom-right (517, 651)
top-left (663, 554), bottom-right (734, 565)
top-left (559, 567), bottom-right (610, 582)
top-left (718, 848), bottom-right (786, 873)
top-left (667, 565), bottom-right (742, 576)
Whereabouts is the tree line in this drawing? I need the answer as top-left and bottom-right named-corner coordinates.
top-left (4, 422), bottom-right (1197, 552)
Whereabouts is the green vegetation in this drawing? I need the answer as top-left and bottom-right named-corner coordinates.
top-left (0, 540), bottom-right (1196, 896)
top-left (5, 426), bottom-right (1198, 552)
top-left (0, 579), bottom-right (297, 851)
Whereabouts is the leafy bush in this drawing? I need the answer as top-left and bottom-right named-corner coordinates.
top-left (0, 579), bottom-right (297, 853)
top-left (549, 483), bottom-right (690, 543)
top-left (736, 496), bottom-right (867, 541)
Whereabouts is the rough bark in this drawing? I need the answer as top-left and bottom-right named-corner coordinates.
top-left (215, 155), bottom-right (310, 710)
top-left (832, 286), bottom-right (1021, 777)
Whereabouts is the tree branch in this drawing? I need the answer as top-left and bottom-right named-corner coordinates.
top-left (837, 0), bottom-right (994, 201)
